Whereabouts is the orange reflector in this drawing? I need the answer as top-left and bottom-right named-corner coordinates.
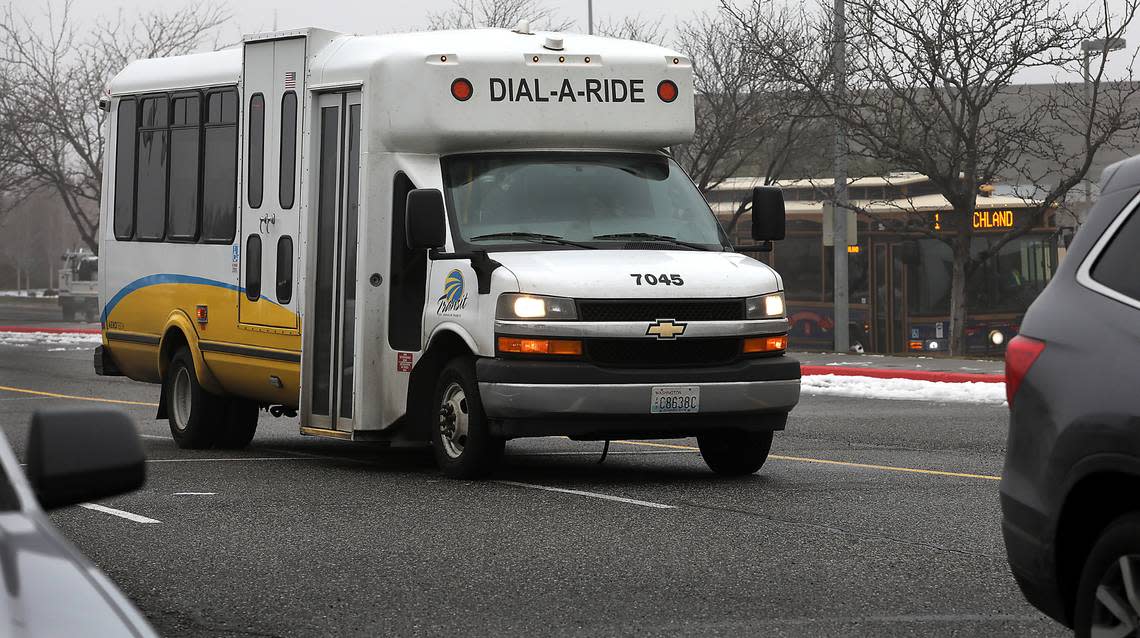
top-left (657, 79), bottom-right (678, 103)
top-left (451, 77), bottom-right (473, 101)
top-left (743, 335), bottom-right (787, 353)
top-left (908, 340), bottom-right (924, 351)
top-left (497, 337), bottom-right (582, 356)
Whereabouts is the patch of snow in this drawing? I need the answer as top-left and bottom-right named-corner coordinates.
top-left (802, 373), bottom-right (1006, 405)
top-left (0, 289), bottom-right (50, 297)
top-left (0, 331), bottom-right (101, 348)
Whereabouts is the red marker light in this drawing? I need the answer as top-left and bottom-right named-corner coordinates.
top-left (657, 79), bottom-right (678, 103)
top-left (451, 78), bottom-right (473, 101)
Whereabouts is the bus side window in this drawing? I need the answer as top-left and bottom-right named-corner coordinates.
top-left (113, 98), bottom-right (137, 240)
top-left (201, 89), bottom-right (238, 243)
top-left (387, 172), bottom-right (427, 351)
top-left (246, 234), bottom-right (262, 301)
top-left (135, 95), bottom-right (169, 241)
top-left (247, 93), bottom-right (265, 209)
top-left (276, 236), bottom-right (293, 304)
top-left (279, 91), bottom-right (297, 209)
top-left (167, 92), bottom-right (202, 241)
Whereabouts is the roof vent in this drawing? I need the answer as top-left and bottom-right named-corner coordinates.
top-left (543, 34), bottom-right (564, 51)
top-left (513, 19), bottom-right (532, 35)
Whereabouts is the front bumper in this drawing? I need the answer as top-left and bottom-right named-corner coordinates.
top-left (476, 356), bottom-right (800, 439)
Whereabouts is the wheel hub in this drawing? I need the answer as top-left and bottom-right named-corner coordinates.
top-left (437, 382), bottom-right (469, 460)
top-left (1091, 554), bottom-right (1140, 638)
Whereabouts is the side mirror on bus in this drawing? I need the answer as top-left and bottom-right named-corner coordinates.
top-left (751, 186), bottom-right (786, 242)
top-left (406, 189), bottom-right (447, 250)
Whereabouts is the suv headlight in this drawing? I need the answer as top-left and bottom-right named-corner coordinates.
top-left (746, 292), bottom-right (785, 319)
top-left (496, 293), bottom-right (578, 320)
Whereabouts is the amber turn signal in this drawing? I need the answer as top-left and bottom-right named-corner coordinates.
top-left (497, 337), bottom-right (583, 356)
top-left (743, 335), bottom-right (787, 353)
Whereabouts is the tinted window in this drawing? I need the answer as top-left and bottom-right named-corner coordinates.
top-left (113, 98), bottom-right (137, 240)
top-left (246, 234), bottom-right (262, 301)
top-left (276, 236), bottom-right (293, 304)
top-left (135, 96), bottom-right (169, 241)
top-left (279, 92), bottom-right (298, 209)
top-left (202, 88), bottom-right (238, 243)
top-left (1092, 207), bottom-right (1140, 301)
top-left (247, 93), bottom-right (265, 209)
top-left (168, 94), bottom-right (201, 241)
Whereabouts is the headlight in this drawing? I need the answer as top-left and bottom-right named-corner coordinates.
top-left (496, 293), bottom-right (578, 320)
top-left (746, 292), bottom-right (785, 319)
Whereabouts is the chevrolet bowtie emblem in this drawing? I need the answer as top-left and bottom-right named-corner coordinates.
top-left (646, 319), bottom-right (687, 340)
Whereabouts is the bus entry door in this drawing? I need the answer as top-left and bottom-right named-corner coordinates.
top-left (302, 91), bottom-right (363, 431)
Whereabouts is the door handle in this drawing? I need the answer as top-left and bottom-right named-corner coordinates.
top-left (259, 213), bottom-right (277, 233)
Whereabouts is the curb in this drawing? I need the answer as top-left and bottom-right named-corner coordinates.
top-left (800, 365), bottom-right (1005, 384)
top-left (0, 326), bottom-right (102, 335)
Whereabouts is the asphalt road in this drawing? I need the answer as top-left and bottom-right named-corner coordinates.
top-left (0, 337), bottom-right (1064, 637)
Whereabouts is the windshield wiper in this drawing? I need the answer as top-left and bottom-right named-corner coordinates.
top-left (468, 232), bottom-right (595, 249)
top-left (591, 232), bottom-right (714, 251)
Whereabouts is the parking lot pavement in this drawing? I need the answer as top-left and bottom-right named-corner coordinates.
top-left (0, 342), bottom-right (1062, 637)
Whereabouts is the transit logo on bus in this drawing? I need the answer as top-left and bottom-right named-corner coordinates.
top-left (437, 269), bottom-right (468, 315)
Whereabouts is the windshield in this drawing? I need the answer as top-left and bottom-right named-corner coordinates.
top-left (442, 153), bottom-right (728, 250)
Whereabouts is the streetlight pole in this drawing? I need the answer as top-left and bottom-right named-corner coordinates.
top-left (832, 0), bottom-right (849, 353)
top-left (587, 0), bottom-right (593, 35)
top-left (1079, 37), bottom-right (1126, 218)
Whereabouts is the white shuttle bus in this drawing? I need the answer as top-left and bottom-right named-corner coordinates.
top-left (96, 26), bottom-right (800, 478)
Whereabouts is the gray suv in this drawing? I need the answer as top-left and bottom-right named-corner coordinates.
top-left (1003, 155), bottom-right (1140, 637)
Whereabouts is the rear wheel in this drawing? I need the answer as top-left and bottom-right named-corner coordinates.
top-left (698, 430), bottom-right (775, 476)
top-left (431, 357), bottom-right (504, 479)
top-left (166, 347), bottom-right (225, 449)
top-left (216, 398), bottom-right (259, 449)
top-left (1074, 513), bottom-right (1140, 638)
top-left (61, 302), bottom-right (75, 321)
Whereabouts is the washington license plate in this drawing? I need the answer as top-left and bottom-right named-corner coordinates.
top-left (650, 386), bottom-right (700, 414)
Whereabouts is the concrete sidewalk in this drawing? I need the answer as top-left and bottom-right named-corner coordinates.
top-left (794, 351), bottom-right (1005, 383)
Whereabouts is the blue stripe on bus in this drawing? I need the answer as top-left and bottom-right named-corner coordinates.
top-left (100, 274), bottom-right (244, 324)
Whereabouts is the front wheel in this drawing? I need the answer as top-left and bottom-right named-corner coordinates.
top-left (1074, 513), bottom-right (1140, 638)
top-left (431, 357), bottom-right (504, 479)
top-left (697, 430), bottom-right (775, 476)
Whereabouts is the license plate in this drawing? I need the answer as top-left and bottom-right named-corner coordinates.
top-left (651, 386), bottom-right (700, 414)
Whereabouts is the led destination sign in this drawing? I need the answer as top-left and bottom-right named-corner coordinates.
top-left (973, 209), bottom-right (1015, 230)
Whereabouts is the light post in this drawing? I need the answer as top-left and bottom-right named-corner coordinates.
top-left (832, 0), bottom-right (849, 353)
top-left (587, 0), bottom-right (593, 35)
top-left (1079, 37), bottom-right (1126, 214)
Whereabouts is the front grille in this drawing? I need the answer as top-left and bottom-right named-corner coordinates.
top-left (578, 299), bottom-right (745, 322)
top-left (586, 337), bottom-right (741, 368)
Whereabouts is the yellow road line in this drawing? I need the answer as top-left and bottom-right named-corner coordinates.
top-left (0, 384), bottom-right (1001, 481)
top-left (0, 385), bottom-right (159, 407)
top-left (612, 440), bottom-right (1002, 481)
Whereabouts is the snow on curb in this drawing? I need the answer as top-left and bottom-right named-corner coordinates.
top-left (0, 331), bottom-right (103, 348)
top-left (801, 373), bottom-right (1007, 405)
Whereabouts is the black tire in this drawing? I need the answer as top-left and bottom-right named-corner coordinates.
top-left (61, 304), bottom-right (75, 321)
top-left (698, 430), bottom-right (775, 476)
top-left (1074, 512), bottom-right (1140, 638)
top-left (165, 347), bottom-right (225, 449)
top-left (216, 398), bottom-right (259, 449)
top-left (430, 356), bottom-right (504, 479)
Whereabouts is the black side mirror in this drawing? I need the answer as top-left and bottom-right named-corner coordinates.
top-left (751, 186), bottom-right (786, 242)
top-left (406, 189), bottom-right (447, 250)
top-left (25, 408), bottom-right (145, 510)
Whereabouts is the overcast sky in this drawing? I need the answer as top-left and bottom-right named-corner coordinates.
top-left (50, 0), bottom-right (1140, 83)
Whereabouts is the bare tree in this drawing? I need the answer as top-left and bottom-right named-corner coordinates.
top-left (427, 0), bottom-right (574, 31)
top-left (0, 1), bottom-right (229, 253)
top-left (727, 0), bottom-right (1140, 354)
top-left (673, 10), bottom-right (828, 236)
top-left (595, 15), bottom-right (666, 44)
